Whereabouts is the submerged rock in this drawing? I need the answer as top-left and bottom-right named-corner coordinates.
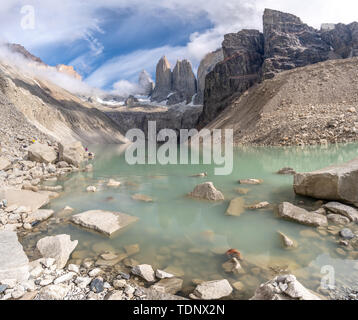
top-left (277, 167), bottom-right (296, 175)
top-left (278, 232), bottom-right (297, 249)
top-left (131, 194), bottom-right (153, 203)
top-left (239, 179), bottom-right (263, 185)
top-left (226, 197), bottom-right (245, 216)
top-left (340, 228), bottom-right (355, 240)
top-left (36, 234), bottom-right (78, 269)
top-left (188, 182), bottom-right (224, 201)
top-left (277, 202), bottom-right (328, 227)
top-left (294, 158), bottom-right (358, 207)
top-left (250, 274), bottom-right (321, 300)
top-left (0, 231), bottom-right (29, 282)
top-left (192, 279), bottom-right (233, 300)
top-left (71, 210), bottom-right (139, 237)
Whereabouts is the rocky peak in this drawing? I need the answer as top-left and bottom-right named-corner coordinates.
top-left (170, 59), bottom-right (197, 105)
top-left (223, 30), bottom-right (264, 59)
top-left (151, 56), bottom-right (172, 102)
top-left (263, 8), bottom-right (304, 34)
top-left (56, 64), bottom-right (82, 80)
top-left (138, 70), bottom-right (154, 96)
top-left (6, 43), bottom-right (44, 65)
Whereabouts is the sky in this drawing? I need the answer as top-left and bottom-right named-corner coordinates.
top-left (1, 0), bottom-right (358, 93)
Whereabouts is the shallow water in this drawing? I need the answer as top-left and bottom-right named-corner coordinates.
top-left (21, 143), bottom-right (358, 299)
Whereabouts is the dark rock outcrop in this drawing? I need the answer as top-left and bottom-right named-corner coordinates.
top-left (199, 29), bottom-right (264, 126)
top-left (151, 56), bottom-right (172, 102)
top-left (170, 59), bottom-right (197, 105)
top-left (262, 9), bottom-right (331, 79)
top-left (199, 9), bottom-right (358, 127)
top-left (194, 49), bottom-right (224, 105)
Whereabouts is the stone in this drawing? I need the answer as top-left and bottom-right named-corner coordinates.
top-left (250, 274), bottom-right (321, 300)
top-left (88, 268), bottom-right (102, 277)
top-left (199, 29), bottom-right (264, 126)
top-left (238, 179), bottom-right (263, 185)
top-left (107, 179), bottom-right (121, 187)
top-left (340, 228), bottom-right (355, 240)
top-left (2, 190), bottom-right (50, 213)
top-left (67, 264), bottom-right (80, 274)
top-left (151, 56), bottom-right (172, 102)
top-left (113, 279), bottom-right (126, 289)
top-left (75, 276), bottom-right (92, 289)
top-left (323, 202), bottom-right (358, 222)
top-left (105, 290), bottom-right (124, 300)
top-left (156, 269), bottom-right (174, 279)
top-left (233, 281), bottom-right (245, 291)
top-left (141, 287), bottom-right (188, 300)
top-left (71, 210), bottom-right (139, 237)
top-left (277, 167), bottom-right (296, 175)
top-left (194, 49), bottom-right (223, 105)
top-left (90, 278), bottom-right (104, 293)
top-left (19, 291), bottom-right (38, 300)
top-left (151, 278), bottom-right (183, 295)
top-left (24, 209), bottom-right (54, 224)
top-left (0, 231), bottom-right (29, 282)
top-left (222, 258), bottom-right (244, 274)
top-left (226, 197), bottom-right (245, 216)
top-left (37, 284), bottom-right (70, 300)
top-left (54, 272), bottom-right (75, 284)
top-left (27, 142), bottom-right (57, 164)
top-left (327, 214), bottom-right (350, 225)
top-left (294, 158), bottom-right (358, 208)
top-left (132, 264), bottom-right (155, 282)
top-left (277, 202), bottom-right (328, 227)
top-left (131, 194), bottom-right (153, 203)
top-left (246, 202), bottom-right (270, 210)
top-left (59, 141), bottom-right (85, 168)
top-left (189, 182), bottom-right (224, 201)
top-left (100, 252), bottom-right (118, 261)
top-left (193, 280), bottom-right (233, 300)
top-left (236, 188), bottom-right (250, 195)
top-left (0, 157), bottom-right (11, 171)
top-left (278, 232), bottom-right (297, 249)
top-left (36, 234), bottom-right (78, 269)
top-left (12, 285), bottom-right (25, 299)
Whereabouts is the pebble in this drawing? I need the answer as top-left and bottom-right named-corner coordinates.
top-left (90, 278), bottom-right (104, 293)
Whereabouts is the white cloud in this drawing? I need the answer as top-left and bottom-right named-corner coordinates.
top-left (1, 0), bottom-right (358, 92)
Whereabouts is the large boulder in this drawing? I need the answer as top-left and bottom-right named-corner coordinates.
top-left (192, 279), bottom-right (233, 300)
top-left (36, 234), bottom-right (78, 269)
top-left (250, 274), bottom-right (321, 300)
top-left (58, 141), bottom-right (85, 168)
top-left (151, 56), bottom-right (172, 102)
top-left (0, 231), bottom-right (29, 282)
top-left (131, 264), bottom-right (155, 282)
top-left (293, 157), bottom-right (358, 207)
top-left (188, 182), bottom-right (224, 201)
top-left (151, 278), bottom-right (183, 295)
top-left (23, 209), bottom-right (54, 224)
top-left (277, 202), bottom-right (328, 227)
top-left (27, 142), bottom-right (57, 164)
top-left (71, 210), bottom-right (139, 237)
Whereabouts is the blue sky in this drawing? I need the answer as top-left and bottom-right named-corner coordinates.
top-left (1, 0), bottom-right (358, 93)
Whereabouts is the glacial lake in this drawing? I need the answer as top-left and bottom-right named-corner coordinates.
top-left (21, 143), bottom-right (358, 299)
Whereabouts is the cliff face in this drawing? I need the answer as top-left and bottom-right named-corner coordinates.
top-left (194, 49), bottom-right (223, 105)
top-left (151, 56), bottom-right (173, 102)
top-left (199, 9), bottom-right (358, 127)
top-left (199, 30), bottom-right (264, 126)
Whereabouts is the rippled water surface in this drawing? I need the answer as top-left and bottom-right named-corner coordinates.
top-left (21, 143), bottom-right (358, 299)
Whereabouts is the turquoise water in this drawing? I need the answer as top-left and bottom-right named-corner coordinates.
top-left (21, 143), bottom-right (358, 299)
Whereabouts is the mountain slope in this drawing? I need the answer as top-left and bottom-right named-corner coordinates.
top-left (204, 57), bottom-right (358, 146)
top-left (0, 61), bottom-right (128, 145)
